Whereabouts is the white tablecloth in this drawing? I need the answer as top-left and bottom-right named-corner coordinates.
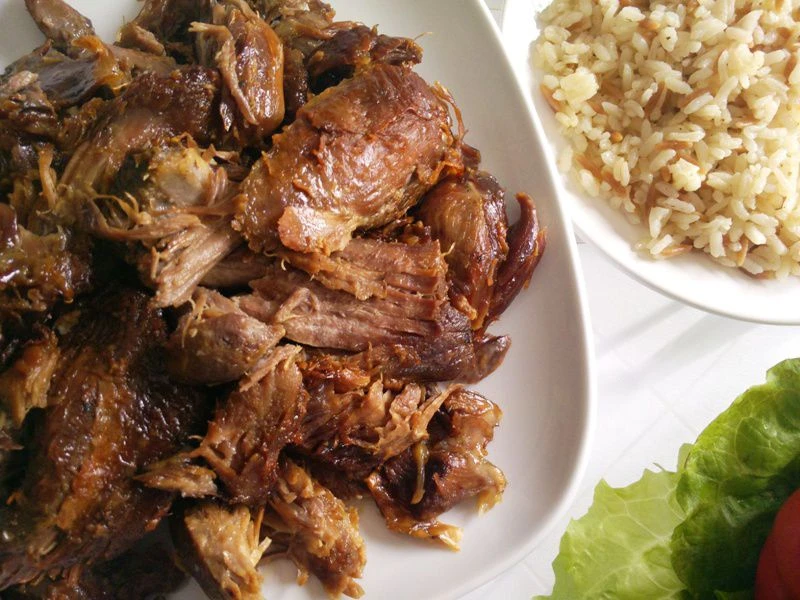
top-left (471, 1), bottom-right (800, 597)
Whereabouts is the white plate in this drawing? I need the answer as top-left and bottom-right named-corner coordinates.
top-left (0, 1), bottom-right (595, 598)
top-left (502, 0), bottom-right (800, 325)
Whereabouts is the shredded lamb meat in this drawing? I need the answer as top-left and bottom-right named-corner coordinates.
top-left (0, 0), bottom-right (547, 597)
top-left (172, 502), bottom-right (270, 600)
top-left (367, 388), bottom-right (506, 549)
top-left (166, 287), bottom-right (284, 385)
top-left (264, 458), bottom-right (366, 598)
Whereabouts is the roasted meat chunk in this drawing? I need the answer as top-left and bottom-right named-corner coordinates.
top-left (240, 250), bottom-right (444, 345)
top-left (31, 45), bottom-right (125, 108)
top-left (234, 63), bottom-right (459, 254)
top-left (298, 363), bottom-right (460, 483)
top-left (0, 290), bottom-right (208, 589)
top-left (239, 261), bottom-right (509, 382)
top-left (60, 67), bottom-right (222, 203)
top-left (0, 72), bottom-right (59, 152)
top-left (193, 345), bottom-right (308, 505)
top-left (135, 217), bottom-right (241, 308)
top-left (1, 43), bottom-right (125, 120)
top-left (109, 141), bottom-right (234, 214)
top-left (118, 0), bottom-right (213, 60)
top-left (418, 168), bottom-right (546, 330)
top-left (193, 0), bottom-right (285, 143)
top-left (306, 24), bottom-right (422, 93)
top-left (488, 193), bottom-right (546, 322)
top-left (0, 204), bottom-right (92, 326)
top-left (254, 2), bottom-right (423, 115)
top-left (367, 388), bottom-right (505, 549)
top-left (277, 235), bottom-right (447, 302)
top-left (4, 542), bottom-right (187, 600)
top-left (254, 0), bottom-right (334, 117)
top-left (71, 136), bottom-right (241, 307)
top-left (24, 0), bottom-right (95, 53)
top-left (172, 502), bottom-right (270, 600)
top-left (417, 170), bottom-right (509, 330)
top-left (406, 389), bottom-right (506, 516)
top-left (166, 287), bottom-right (284, 385)
top-left (264, 458), bottom-right (365, 598)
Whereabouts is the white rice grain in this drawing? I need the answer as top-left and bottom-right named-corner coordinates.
top-left (535, 0), bottom-right (800, 278)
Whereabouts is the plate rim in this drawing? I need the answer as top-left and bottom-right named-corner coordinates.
top-left (571, 220), bottom-right (800, 325)
top-left (432, 2), bottom-right (596, 598)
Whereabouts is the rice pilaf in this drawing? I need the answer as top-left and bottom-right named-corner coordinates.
top-left (535, 0), bottom-right (800, 278)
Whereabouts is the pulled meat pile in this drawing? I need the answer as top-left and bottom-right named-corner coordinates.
top-left (0, 0), bottom-right (546, 597)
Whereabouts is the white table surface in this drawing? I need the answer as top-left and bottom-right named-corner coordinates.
top-left (471, 1), bottom-right (800, 597)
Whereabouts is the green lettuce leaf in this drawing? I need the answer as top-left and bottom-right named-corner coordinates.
top-left (537, 359), bottom-right (800, 600)
top-left (536, 469), bottom-right (687, 599)
top-left (671, 359), bottom-right (800, 594)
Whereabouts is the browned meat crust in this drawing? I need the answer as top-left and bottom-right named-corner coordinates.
top-left (65, 121), bottom-right (243, 307)
top-left (194, 345), bottom-right (308, 505)
top-left (305, 23), bottom-right (422, 93)
top-left (489, 193), bottom-right (547, 322)
top-left (418, 169), bottom-right (547, 331)
top-left (254, 0), bottom-right (334, 118)
top-left (296, 364), bottom-right (460, 483)
top-left (117, 0), bottom-right (213, 60)
top-left (417, 170), bottom-right (510, 330)
top-left (60, 67), bottom-right (223, 202)
top-left (0, 290), bottom-right (209, 589)
top-left (4, 542), bottom-right (187, 599)
top-left (1, 44), bottom-right (122, 114)
top-left (233, 63), bottom-right (459, 254)
top-left (0, 205), bottom-right (93, 327)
